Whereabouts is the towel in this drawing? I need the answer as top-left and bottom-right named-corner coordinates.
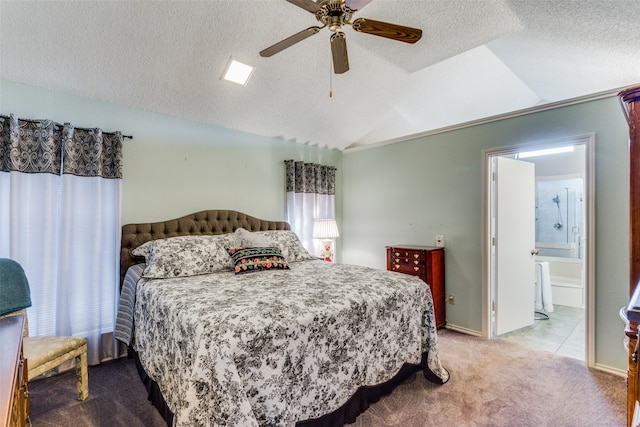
top-left (535, 261), bottom-right (554, 313)
top-left (0, 258), bottom-right (32, 316)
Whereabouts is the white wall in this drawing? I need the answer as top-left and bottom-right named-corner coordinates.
top-left (342, 97), bottom-right (630, 371)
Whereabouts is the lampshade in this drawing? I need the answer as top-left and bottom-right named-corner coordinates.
top-left (313, 219), bottom-right (339, 239)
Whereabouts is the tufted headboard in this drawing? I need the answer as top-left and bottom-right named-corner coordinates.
top-left (120, 209), bottom-right (290, 287)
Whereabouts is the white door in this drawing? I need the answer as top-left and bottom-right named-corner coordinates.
top-left (494, 156), bottom-right (536, 336)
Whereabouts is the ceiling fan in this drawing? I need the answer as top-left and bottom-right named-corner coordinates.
top-left (259, 0), bottom-right (423, 74)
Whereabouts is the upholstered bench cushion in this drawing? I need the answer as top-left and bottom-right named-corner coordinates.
top-left (23, 336), bottom-right (87, 370)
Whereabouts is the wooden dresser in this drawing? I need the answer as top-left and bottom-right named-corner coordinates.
top-left (386, 245), bottom-right (446, 329)
top-left (620, 85), bottom-right (640, 427)
top-left (0, 314), bottom-right (30, 427)
top-left (626, 288), bottom-right (640, 427)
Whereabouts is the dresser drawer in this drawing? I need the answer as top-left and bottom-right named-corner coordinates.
top-left (391, 249), bottom-right (425, 262)
top-left (390, 263), bottom-right (425, 276)
top-left (393, 256), bottom-right (423, 266)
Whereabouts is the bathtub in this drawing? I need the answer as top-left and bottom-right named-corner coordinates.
top-left (535, 254), bottom-right (584, 308)
top-left (535, 241), bottom-right (577, 258)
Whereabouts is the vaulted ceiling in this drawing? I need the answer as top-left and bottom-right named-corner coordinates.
top-left (2, 1), bottom-right (639, 151)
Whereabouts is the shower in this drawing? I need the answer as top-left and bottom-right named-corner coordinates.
top-left (553, 193), bottom-right (563, 230)
top-left (536, 180), bottom-right (583, 259)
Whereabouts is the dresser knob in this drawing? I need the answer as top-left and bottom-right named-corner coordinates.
top-left (414, 260), bottom-right (419, 265)
top-left (414, 254), bottom-right (419, 258)
top-left (395, 264), bottom-right (400, 269)
top-left (394, 252), bottom-right (400, 256)
top-left (414, 267), bottom-right (419, 271)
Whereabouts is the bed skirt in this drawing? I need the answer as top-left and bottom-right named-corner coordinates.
top-left (134, 351), bottom-right (437, 426)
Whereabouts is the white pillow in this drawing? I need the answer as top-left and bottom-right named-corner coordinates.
top-left (234, 228), bottom-right (273, 248)
top-left (255, 230), bottom-right (315, 262)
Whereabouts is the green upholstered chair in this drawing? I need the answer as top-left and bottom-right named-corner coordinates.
top-left (0, 258), bottom-right (88, 401)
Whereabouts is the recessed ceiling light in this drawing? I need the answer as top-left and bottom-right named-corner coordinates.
top-left (221, 57), bottom-right (254, 86)
top-left (516, 145), bottom-right (574, 159)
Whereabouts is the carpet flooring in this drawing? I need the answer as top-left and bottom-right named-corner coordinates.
top-left (28, 329), bottom-right (626, 426)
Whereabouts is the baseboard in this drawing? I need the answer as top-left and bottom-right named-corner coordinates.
top-left (444, 324), bottom-right (483, 337)
top-left (444, 324), bottom-right (625, 377)
top-left (594, 363), bottom-right (626, 378)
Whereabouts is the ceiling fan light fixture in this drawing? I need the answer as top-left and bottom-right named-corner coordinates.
top-left (221, 57), bottom-right (254, 86)
top-left (260, 0), bottom-right (422, 74)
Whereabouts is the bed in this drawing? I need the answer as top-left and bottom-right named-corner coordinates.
top-left (115, 210), bottom-right (449, 426)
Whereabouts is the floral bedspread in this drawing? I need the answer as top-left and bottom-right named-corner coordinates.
top-left (132, 259), bottom-right (449, 426)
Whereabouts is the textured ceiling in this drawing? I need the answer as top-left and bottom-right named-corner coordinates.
top-left (1, 0), bottom-right (639, 151)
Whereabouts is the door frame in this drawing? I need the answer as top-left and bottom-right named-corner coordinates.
top-left (481, 133), bottom-right (596, 367)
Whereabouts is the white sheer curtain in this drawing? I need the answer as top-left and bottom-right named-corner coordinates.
top-left (0, 114), bottom-right (123, 364)
top-left (285, 160), bottom-right (336, 258)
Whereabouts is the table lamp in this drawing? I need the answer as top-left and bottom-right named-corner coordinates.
top-left (313, 219), bottom-right (339, 262)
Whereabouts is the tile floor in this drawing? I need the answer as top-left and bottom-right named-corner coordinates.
top-left (498, 305), bottom-right (585, 360)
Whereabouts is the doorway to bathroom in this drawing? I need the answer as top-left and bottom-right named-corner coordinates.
top-left (482, 134), bottom-right (595, 366)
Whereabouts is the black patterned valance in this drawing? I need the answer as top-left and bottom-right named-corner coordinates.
top-left (1, 114), bottom-right (123, 179)
top-left (285, 159), bottom-right (336, 195)
top-left (62, 124), bottom-right (123, 178)
top-left (0, 114), bottom-right (62, 174)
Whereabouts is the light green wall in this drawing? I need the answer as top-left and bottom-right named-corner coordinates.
top-left (343, 97), bottom-right (630, 370)
top-left (0, 80), bottom-right (342, 228)
top-left (2, 79), bottom-right (630, 371)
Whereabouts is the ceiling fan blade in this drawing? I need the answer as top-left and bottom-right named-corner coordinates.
top-left (330, 32), bottom-right (349, 74)
top-left (344, 0), bottom-right (373, 11)
top-left (286, 0), bottom-right (322, 13)
top-left (351, 18), bottom-right (422, 44)
top-left (260, 26), bottom-right (322, 57)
